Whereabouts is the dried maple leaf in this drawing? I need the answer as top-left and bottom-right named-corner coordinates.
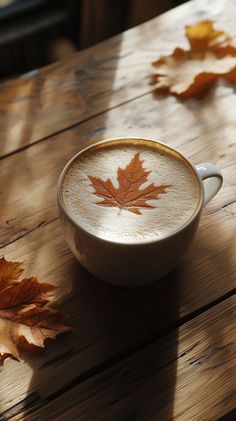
top-left (152, 20), bottom-right (236, 98)
top-left (0, 257), bottom-right (70, 364)
top-left (185, 21), bottom-right (228, 56)
top-left (89, 153), bottom-right (171, 215)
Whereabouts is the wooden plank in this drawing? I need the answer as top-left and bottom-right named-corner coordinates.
top-left (0, 0), bottom-right (236, 156)
top-left (0, 77), bottom-right (235, 412)
top-left (0, 82), bottom-right (235, 412)
top-left (0, 87), bottom-right (235, 249)
top-left (0, 1), bottom-right (235, 415)
top-left (0, 157), bottom-right (235, 411)
top-left (10, 296), bottom-right (236, 420)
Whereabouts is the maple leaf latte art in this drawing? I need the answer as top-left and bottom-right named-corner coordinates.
top-left (62, 139), bottom-right (200, 243)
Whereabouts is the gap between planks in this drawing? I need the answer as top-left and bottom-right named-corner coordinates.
top-left (0, 91), bottom-right (152, 162)
top-left (0, 203), bottom-right (234, 414)
top-left (0, 193), bottom-right (235, 250)
top-left (1, 0), bottom-right (236, 159)
top-left (2, 294), bottom-right (235, 421)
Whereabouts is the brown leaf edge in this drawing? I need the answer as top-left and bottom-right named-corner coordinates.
top-left (151, 20), bottom-right (236, 99)
top-left (0, 256), bottom-right (71, 365)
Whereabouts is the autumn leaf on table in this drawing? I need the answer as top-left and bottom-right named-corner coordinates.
top-left (0, 257), bottom-right (70, 365)
top-left (152, 20), bottom-right (236, 98)
top-left (89, 153), bottom-right (171, 215)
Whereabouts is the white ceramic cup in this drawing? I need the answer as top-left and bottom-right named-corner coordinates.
top-left (57, 138), bottom-right (223, 287)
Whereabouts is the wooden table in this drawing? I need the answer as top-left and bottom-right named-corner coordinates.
top-left (0, 0), bottom-right (235, 419)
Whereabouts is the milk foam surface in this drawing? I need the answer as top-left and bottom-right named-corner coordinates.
top-left (62, 142), bottom-right (200, 243)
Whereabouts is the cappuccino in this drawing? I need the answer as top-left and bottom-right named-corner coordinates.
top-left (62, 139), bottom-right (200, 243)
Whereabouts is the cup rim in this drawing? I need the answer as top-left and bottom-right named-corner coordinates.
top-left (57, 137), bottom-right (204, 246)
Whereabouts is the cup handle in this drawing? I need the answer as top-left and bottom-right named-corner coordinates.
top-left (195, 163), bottom-right (223, 206)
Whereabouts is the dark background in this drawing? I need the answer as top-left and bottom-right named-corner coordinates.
top-left (0, 0), bottom-right (188, 79)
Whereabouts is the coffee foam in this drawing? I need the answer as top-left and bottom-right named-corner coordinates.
top-left (62, 141), bottom-right (200, 243)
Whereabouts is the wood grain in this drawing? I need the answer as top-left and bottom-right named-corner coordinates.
top-left (0, 86), bottom-right (236, 246)
top-left (0, 64), bottom-right (235, 417)
top-left (0, 0), bottom-right (236, 419)
top-left (0, 201), bottom-right (235, 414)
top-left (0, 88), bottom-right (235, 249)
top-left (11, 296), bottom-right (236, 420)
top-left (1, 0), bottom-right (236, 156)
